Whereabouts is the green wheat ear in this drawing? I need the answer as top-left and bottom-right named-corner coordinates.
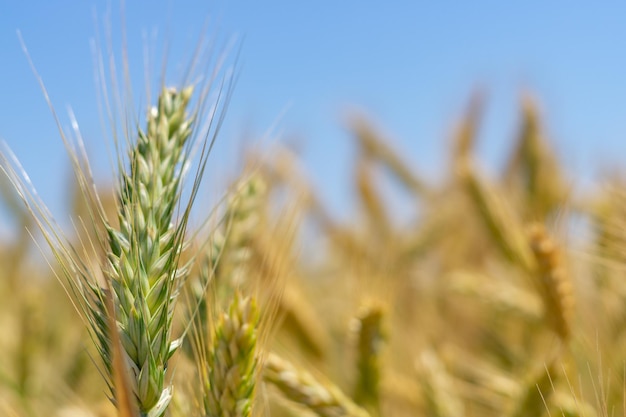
top-left (353, 305), bottom-right (385, 417)
top-left (97, 86), bottom-right (196, 416)
top-left (203, 290), bottom-right (260, 417)
top-left (0, 85), bottom-right (201, 417)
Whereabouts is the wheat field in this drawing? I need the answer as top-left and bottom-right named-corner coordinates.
top-left (0, 19), bottom-right (625, 417)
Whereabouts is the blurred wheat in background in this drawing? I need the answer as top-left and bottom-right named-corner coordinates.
top-left (1, 7), bottom-right (626, 417)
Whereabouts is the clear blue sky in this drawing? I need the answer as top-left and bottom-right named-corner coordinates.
top-left (1, 2), bottom-right (626, 231)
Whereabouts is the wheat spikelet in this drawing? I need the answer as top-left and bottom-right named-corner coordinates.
top-left (264, 352), bottom-right (371, 417)
top-left (527, 222), bottom-right (574, 342)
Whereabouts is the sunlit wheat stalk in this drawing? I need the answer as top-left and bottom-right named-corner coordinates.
top-left (527, 222), bottom-right (574, 342)
top-left (9, 86), bottom-right (200, 417)
top-left (0, 44), bottom-right (230, 414)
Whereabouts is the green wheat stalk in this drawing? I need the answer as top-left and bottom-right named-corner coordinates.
top-left (0, 39), bottom-right (232, 413)
top-left (6, 86), bottom-right (199, 417)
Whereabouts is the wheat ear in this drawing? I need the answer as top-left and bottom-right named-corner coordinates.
top-left (216, 175), bottom-right (267, 292)
top-left (353, 306), bottom-right (384, 417)
top-left (527, 222), bottom-right (574, 341)
top-left (96, 86), bottom-right (196, 416)
top-left (264, 352), bottom-right (371, 417)
top-left (203, 291), bottom-right (259, 417)
top-left (504, 95), bottom-right (565, 218)
top-left (1, 86), bottom-right (198, 416)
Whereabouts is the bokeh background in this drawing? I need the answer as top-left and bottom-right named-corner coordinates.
top-left (3, 3), bottom-right (626, 417)
top-left (1, 1), bottom-right (625, 229)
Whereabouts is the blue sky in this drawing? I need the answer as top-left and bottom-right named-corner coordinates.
top-left (1, 2), bottom-right (626, 231)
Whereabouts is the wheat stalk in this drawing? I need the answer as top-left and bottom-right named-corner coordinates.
top-left (527, 222), bottom-right (574, 342)
top-left (1, 84), bottom-right (205, 417)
